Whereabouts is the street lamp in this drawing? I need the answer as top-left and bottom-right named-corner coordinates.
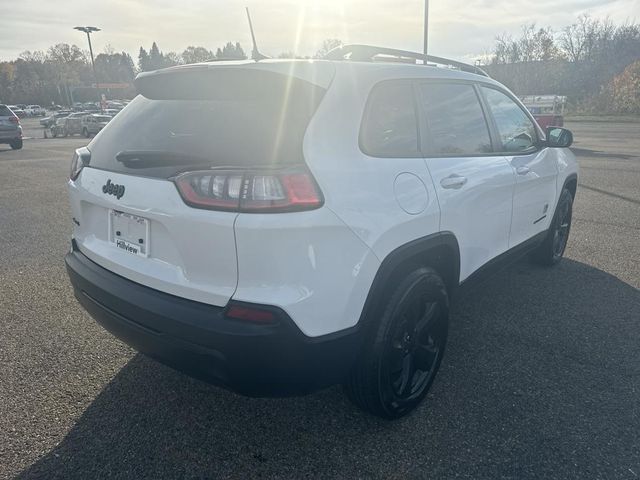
top-left (423, 0), bottom-right (429, 57)
top-left (74, 26), bottom-right (101, 107)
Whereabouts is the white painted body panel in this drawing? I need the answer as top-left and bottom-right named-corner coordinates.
top-left (233, 208), bottom-right (380, 337)
top-left (303, 65), bottom-right (441, 264)
top-left (424, 155), bottom-right (515, 281)
top-left (506, 148), bottom-right (559, 248)
top-left (69, 168), bottom-right (238, 306)
top-left (554, 148), bottom-right (579, 197)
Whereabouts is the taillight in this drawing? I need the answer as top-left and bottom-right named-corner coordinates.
top-left (9, 116), bottom-right (19, 124)
top-left (70, 147), bottom-right (91, 181)
top-left (174, 167), bottom-right (323, 213)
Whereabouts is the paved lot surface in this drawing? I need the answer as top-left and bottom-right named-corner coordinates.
top-left (1, 119), bottom-right (639, 479)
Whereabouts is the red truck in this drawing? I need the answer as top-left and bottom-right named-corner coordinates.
top-left (520, 95), bottom-right (566, 130)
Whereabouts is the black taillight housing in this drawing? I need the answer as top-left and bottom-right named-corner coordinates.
top-left (70, 147), bottom-right (91, 181)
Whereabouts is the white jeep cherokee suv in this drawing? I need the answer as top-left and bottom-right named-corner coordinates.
top-left (65, 46), bottom-right (578, 419)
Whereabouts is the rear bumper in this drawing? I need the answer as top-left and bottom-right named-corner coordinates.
top-left (0, 129), bottom-right (21, 141)
top-left (65, 245), bottom-right (363, 396)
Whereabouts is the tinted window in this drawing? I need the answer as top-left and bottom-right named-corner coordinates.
top-left (88, 81), bottom-right (326, 177)
top-left (482, 87), bottom-right (537, 152)
top-left (419, 83), bottom-right (492, 155)
top-left (360, 82), bottom-right (419, 157)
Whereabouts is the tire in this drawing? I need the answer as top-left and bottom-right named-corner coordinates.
top-left (83, 128), bottom-right (90, 138)
top-left (10, 139), bottom-right (23, 150)
top-left (531, 188), bottom-right (573, 266)
top-left (344, 267), bottom-right (449, 419)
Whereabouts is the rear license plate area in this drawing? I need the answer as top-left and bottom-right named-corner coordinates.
top-left (109, 210), bottom-right (149, 257)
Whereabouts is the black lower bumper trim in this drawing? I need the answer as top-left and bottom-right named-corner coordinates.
top-left (65, 247), bottom-right (362, 397)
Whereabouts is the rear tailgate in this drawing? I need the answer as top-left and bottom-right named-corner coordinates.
top-left (69, 60), bottom-right (334, 307)
top-left (69, 168), bottom-right (238, 306)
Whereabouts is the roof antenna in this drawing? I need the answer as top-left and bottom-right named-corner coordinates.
top-left (246, 7), bottom-right (268, 61)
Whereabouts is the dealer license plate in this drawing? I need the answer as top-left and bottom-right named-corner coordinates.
top-left (109, 210), bottom-right (149, 257)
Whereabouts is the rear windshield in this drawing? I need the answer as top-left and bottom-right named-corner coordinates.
top-left (88, 76), bottom-right (326, 177)
top-left (0, 105), bottom-right (13, 116)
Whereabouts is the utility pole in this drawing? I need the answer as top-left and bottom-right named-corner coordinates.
top-left (74, 26), bottom-right (101, 107)
top-left (423, 0), bottom-right (429, 58)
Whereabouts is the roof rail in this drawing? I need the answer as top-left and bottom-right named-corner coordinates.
top-left (324, 44), bottom-right (489, 77)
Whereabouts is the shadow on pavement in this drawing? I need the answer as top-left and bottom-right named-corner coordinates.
top-left (570, 147), bottom-right (635, 160)
top-left (17, 259), bottom-right (640, 479)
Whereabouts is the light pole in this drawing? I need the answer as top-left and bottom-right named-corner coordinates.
top-left (74, 26), bottom-right (101, 107)
top-left (423, 0), bottom-right (429, 57)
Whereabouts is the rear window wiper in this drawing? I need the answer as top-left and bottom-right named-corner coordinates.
top-left (115, 150), bottom-right (210, 168)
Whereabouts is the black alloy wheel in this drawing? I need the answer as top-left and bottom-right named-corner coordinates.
top-left (531, 188), bottom-right (573, 266)
top-left (384, 296), bottom-right (445, 407)
top-left (345, 267), bottom-right (449, 419)
top-left (552, 191), bottom-right (572, 260)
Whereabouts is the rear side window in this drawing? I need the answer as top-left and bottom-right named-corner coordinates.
top-left (418, 83), bottom-right (492, 156)
top-left (0, 105), bottom-right (13, 116)
top-left (481, 87), bottom-right (538, 153)
top-left (360, 82), bottom-right (419, 157)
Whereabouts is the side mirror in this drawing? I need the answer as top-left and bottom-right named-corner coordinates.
top-left (546, 127), bottom-right (573, 148)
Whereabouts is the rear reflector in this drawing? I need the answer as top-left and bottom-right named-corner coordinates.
top-left (225, 305), bottom-right (277, 323)
top-left (174, 166), bottom-right (323, 213)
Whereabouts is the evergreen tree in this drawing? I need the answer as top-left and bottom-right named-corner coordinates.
top-left (182, 46), bottom-right (214, 64)
top-left (217, 42), bottom-right (246, 60)
top-left (148, 42), bottom-right (163, 70)
top-left (138, 47), bottom-right (149, 72)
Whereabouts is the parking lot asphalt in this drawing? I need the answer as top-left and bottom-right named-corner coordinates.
top-left (1, 119), bottom-right (639, 479)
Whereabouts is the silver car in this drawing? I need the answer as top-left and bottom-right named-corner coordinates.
top-left (81, 114), bottom-right (112, 137)
top-left (62, 112), bottom-right (88, 136)
top-left (0, 104), bottom-right (23, 150)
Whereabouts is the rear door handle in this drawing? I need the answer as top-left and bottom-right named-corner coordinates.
top-left (516, 166), bottom-right (531, 175)
top-left (440, 174), bottom-right (467, 189)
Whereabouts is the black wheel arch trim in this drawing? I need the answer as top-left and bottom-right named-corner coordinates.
top-left (562, 173), bottom-right (578, 198)
top-left (356, 232), bottom-right (460, 330)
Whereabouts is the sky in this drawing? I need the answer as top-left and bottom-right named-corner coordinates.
top-left (0, 0), bottom-right (638, 62)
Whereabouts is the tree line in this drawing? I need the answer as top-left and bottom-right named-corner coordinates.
top-left (1, 16), bottom-right (638, 114)
top-left (484, 16), bottom-right (640, 113)
top-left (0, 41), bottom-right (247, 106)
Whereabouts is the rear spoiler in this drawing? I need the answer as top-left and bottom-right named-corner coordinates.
top-left (135, 62), bottom-right (334, 101)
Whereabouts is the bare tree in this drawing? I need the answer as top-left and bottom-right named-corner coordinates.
top-left (314, 39), bottom-right (343, 59)
top-left (560, 15), bottom-right (602, 62)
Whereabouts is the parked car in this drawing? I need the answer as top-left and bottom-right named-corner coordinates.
top-left (47, 114), bottom-right (70, 138)
top-left (8, 106), bottom-right (27, 118)
top-left (65, 47), bottom-right (577, 419)
top-left (40, 111), bottom-right (72, 127)
top-left (82, 102), bottom-right (100, 112)
top-left (62, 112), bottom-right (89, 136)
top-left (25, 105), bottom-right (46, 116)
top-left (0, 104), bottom-right (23, 149)
top-left (81, 114), bottom-right (112, 137)
top-left (46, 112), bottom-right (87, 138)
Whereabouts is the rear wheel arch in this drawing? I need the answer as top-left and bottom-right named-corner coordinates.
top-left (563, 173), bottom-right (577, 199)
top-left (359, 232), bottom-right (460, 329)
